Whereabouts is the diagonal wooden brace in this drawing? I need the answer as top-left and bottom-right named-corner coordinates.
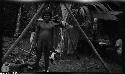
top-left (63, 3), bottom-right (112, 73)
top-left (2, 3), bottom-right (45, 63)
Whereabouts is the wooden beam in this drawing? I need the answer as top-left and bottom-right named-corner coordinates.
top-left (63, 3), bottom-right (112, 73)
top-left (2, 3), bottom-right (45, 63)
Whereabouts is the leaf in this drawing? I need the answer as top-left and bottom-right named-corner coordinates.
top-left (106, 4), bottom-right (113, 11)
top-left (81, 6), bottom-right (91, 21)
top-left (94, 2), bottom-right (109, 12)
top-left (81, 6), bottom-right (90, 16)
top-left (80, 7), bottom-right (86, 17)
top-left (92, 5), bottom-right (102, 13)
top-left (92, 13), bottom-right (118, 20)
top-left (108, 11), bottom-right (123, 15)
top-left (93, 11), bottom-right (123, 15)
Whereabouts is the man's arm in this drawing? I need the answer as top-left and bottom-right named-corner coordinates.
top-left (53, 21), bottom-right (73, 29)
top-left (53, 21), bottom-right (65, 28)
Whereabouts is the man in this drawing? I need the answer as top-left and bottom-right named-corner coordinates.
top-left (30, 9), bottom-right (64, 72)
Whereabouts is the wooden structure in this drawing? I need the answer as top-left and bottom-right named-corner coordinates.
top-left (2, 3), bottom-right (114, 73)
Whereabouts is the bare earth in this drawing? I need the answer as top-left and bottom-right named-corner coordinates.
top-left (2, 37), bottom-right (122, 73)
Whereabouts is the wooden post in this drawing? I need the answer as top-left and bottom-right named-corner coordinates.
top-left (64, 3), bottom-right (112, 73)
top-left (2, 3), bottom-right (45, 63)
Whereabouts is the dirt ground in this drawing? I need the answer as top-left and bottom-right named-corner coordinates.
top-left (2, 37), bottom-right (122, 73)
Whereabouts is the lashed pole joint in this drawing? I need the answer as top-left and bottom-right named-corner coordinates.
top-left (63, 3), bottom-right (112, 73)
top-left (2, 3), bottom-right (45, 63)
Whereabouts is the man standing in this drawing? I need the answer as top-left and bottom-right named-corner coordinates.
top-left (30, 8), bottom-right (63, 72)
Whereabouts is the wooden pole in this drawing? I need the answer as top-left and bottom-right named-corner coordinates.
top-left (2, 3), bottom-right (45, 63)
top-left (64, 3), bottom-right (112, 73)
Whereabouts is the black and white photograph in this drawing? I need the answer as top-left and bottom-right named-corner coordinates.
top-left (0, 0), bottom-right (125, 73)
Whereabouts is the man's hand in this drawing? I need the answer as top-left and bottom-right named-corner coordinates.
top-left (67, 25), bottom-right (73, 29)
top-left (62, 21), bottom-right (73, 28)
top-left (61, 21), bottom-right (67, 26)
